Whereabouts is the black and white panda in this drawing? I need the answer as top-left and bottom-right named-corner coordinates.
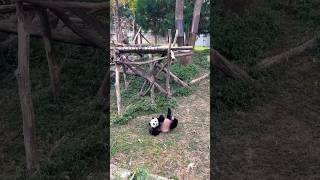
top-left (149, 108), bottom-right (178, 136)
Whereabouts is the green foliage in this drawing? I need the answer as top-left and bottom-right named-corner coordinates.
top-left (212, 7), bottom-right (281, 66)
top-left (132, 167), bottom-right (148, 180)
top-left (267, 0), bottom-right (320, 28)
top-left (290, 0), bottom-right (320, 27)
top-left (135, 0), bottom-right (210, 36)
top-left (213, 75), bottom-right (256, 109)
top-left (171, 63), bottom-right (198, 82)
top-left (136, 0), bottom-right (175, 35)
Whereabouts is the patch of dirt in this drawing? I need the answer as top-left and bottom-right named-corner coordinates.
top-left (215, 51), bottom-right (320, 179)
top-left (111, 79), bottom-right (210, 179)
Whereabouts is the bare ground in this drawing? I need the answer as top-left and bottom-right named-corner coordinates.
top-left (215, 51), bottom-right (320, 179)
top-left (111, 79), bottom-right (210, 179)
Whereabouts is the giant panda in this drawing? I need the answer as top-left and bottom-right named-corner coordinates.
top-left (149, 108), bottom-right (178, 136)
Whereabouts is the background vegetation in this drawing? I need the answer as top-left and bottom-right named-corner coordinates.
top-left (0, 39), bottom-right (108, 179)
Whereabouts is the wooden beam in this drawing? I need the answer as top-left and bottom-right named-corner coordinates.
top-left (16, 2), bottom-right (38, 177)
top-left (14, 0), bottom-right (109, 10)
top-left (49, 7), bottom-right (107, 50)
top-left (37, 7), bottom-right (60, 97)
top-left (70, 8), bottom-right (109, 41)
top-left (111, 46), bottom-right (193, 54)
top-left (154, 63), bottom-right (190, 88)
top-left (190, 73), bottom-right (209, 84)
top-left (0, 3), bottom-right (33, 13)
top-left (254, 38), bottom-right (318, 70)
top-left (211, 49), bottom-right (253, 81)
top-left (121, 57), bottom-right (169, 96)
top-left (0, 21), bottom-right (101, 47)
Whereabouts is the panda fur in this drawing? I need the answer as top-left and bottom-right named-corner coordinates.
top-left (149, 108), bottom-right (178, 136)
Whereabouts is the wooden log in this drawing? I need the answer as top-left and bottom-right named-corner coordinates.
top-left (190, 73), bottom-right (209, 84)
top-left (49, 7), bottom-right (107, 50)
top-left (140, 33), bottom-right (151, 45)
top-left (172, 29), bottom-right (179, 47)
top-left (166, 29), bottom-right (172, 97)
top-left (211, 49), bottom-right (253, 81)
top-left (0, 21), bottom-right (100, 47)
top-left (0, 3), bottom-right (33, 13)
top-left (132, 27), bottom-right (141, 43)
top-left (37, 7), bottom-right (60, 97)
top-left (254, 38), bottom-right (318, 70)
top-left (111, 46), bottom-right (193, 54)
top-left (15, 0), bottom-right (109, 10)
top-left (114, 63), bottom-right (122, 115)
top-left (16, 2), bottom-right (38, 177)
top-left (122, 56), bottom-right (169, 96)
top-left (119, 56), bottom-right (166, 65)
top-left (139, 80), bottom-right (147, 96)
top-left (70, 8), bottom-right (108, 41)
top-left (149, 60), bottom-right (155, 104)
top-left (96, 68), bottom-right (109, 98)
top-left (122, 64), bottom-right (129, 89)
top-left (154, 63), bottom-right (190, 88)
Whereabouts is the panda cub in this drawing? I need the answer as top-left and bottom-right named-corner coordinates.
top-left (149, 108), bottom-right (178, 136)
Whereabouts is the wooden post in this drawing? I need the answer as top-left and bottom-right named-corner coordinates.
top-left (149, 54), bottom-right (155, 104)
top-left (37, 7), bottom-right (60, 97)
top-left (16, 2), bottom-right (38, 177)
top-left (166, 29), bottom-right (172, 97)
top-left (114, 61), bottom-right (122, 115)
top-left (122, 64), bottom-right (129, 90)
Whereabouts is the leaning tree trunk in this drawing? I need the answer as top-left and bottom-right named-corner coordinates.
top-left (181, 0), bottom-right (203, 66)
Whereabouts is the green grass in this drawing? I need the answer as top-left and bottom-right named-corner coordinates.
top-left (194, 46), bottom-right (210, 51)
top-left (110, 50), bottom-right (209, 125)
top-left (131, 167), bottom-right (148, 180)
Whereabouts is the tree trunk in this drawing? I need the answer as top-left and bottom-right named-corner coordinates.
top-left (175, 0), bottom-right (184, 46)
top-left (181, 0), bottom-right (203, 66)
top-left (16, 2), bottom-right (39, 177)
top-left (115, 0), bottom-right (122, 42)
